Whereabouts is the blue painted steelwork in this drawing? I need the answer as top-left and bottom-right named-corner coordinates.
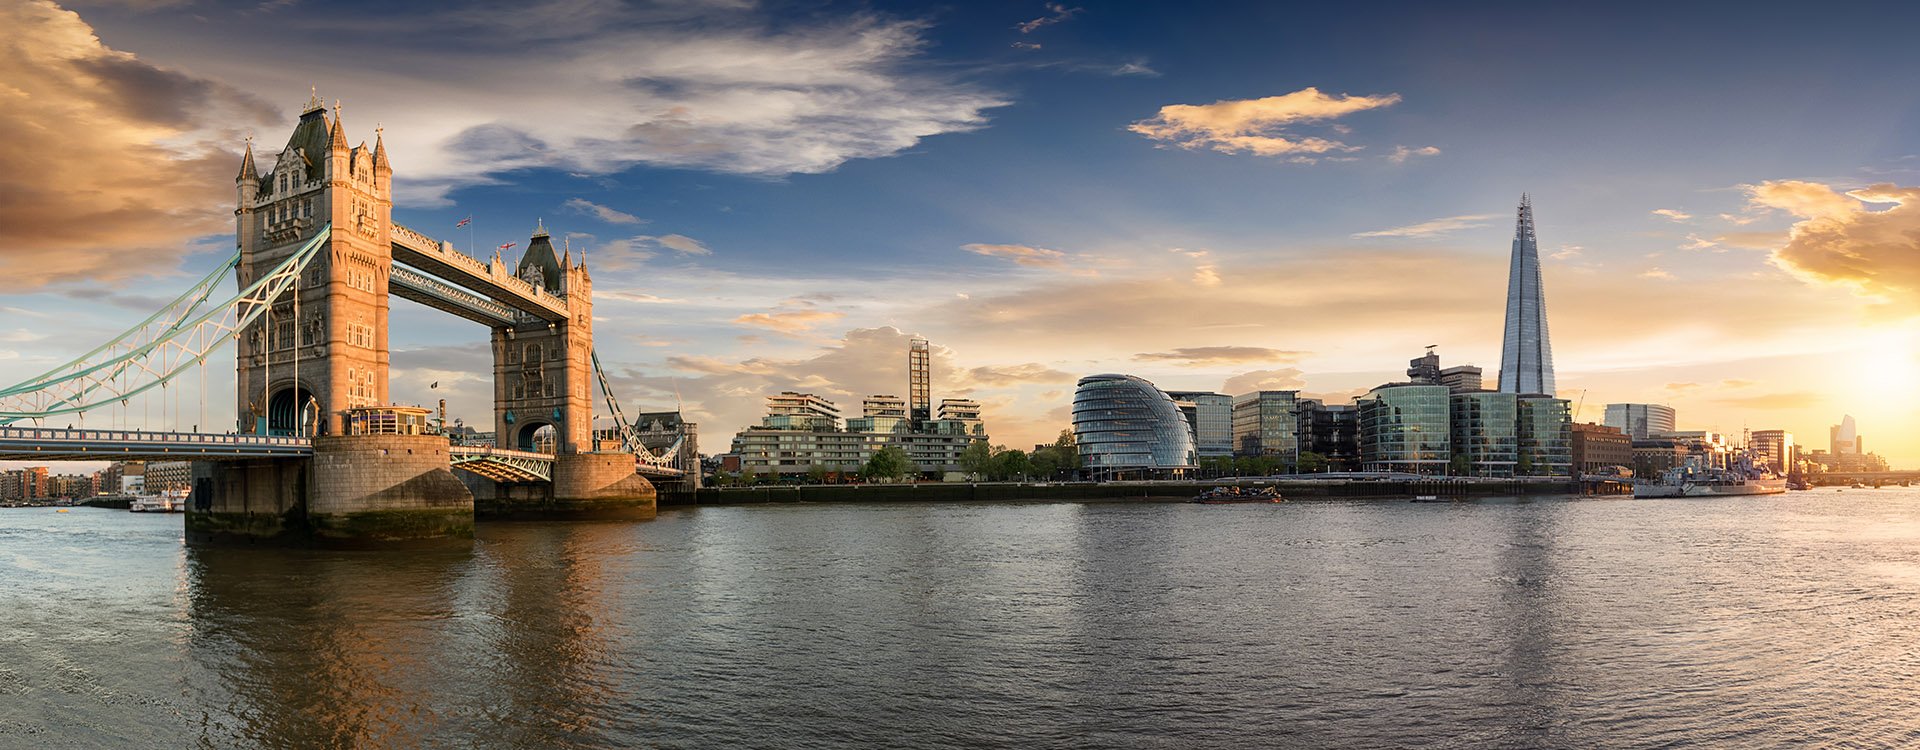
top-left (0, 225), bottom-right (334, 424)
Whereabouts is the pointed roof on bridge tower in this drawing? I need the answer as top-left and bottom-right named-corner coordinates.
top-left (517, 221), bottom-right (564, 294)
top-left (236, 137), bottom-right (258, 183)
top-left (372, 125), bottom-right (390, 173)
top-left (327, 100), bottom-right (349, 153)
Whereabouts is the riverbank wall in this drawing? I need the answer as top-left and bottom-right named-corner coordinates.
top-left (663, 478), bottom-right (1580, 507)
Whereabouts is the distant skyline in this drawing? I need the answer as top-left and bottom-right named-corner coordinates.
top-left (3, 1), bottom-right (1919, 466)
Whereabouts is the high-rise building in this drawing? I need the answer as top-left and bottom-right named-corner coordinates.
top-left (848, 395), bottom-right (909, 434)
top-left (1072, 374), bottom-right (1198, 480)
top-left (1165, 391), bottom-right (1234, 458)
top-left (1830, 415), bottom-right (1859, 454)
top-left (1603, 403), bottom-right (1677, 440)
top-left (762, 392), bottom-right (841, 431)
top-left (909, 338), bottom-right (931, 424)
top-left (1405, 347), bottom-right (1483, 392)
top-left (1498, 195), bottom-right (1557, 396)
top-left (1749, 429), bottom-right (1794, 475)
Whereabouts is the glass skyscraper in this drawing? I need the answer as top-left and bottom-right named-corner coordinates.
top-left (1499, 195), bottom-right (1557, 395)
top-left (1356, 384), bottom-right (1452, 475)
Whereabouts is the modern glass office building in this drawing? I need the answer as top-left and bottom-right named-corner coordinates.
top-left (1602, 403), bottom-right (1676, 440)
top-left (1449, 391), bottom-right (1519, 476)
top-left (1516, 395), bottom-right (1573, 476)
top-left (1499, 195), bottom-right (1558, 395)
top-left (1230, 390), bottom-right (1299, 462)
top-left (1072, 374), bottom-right (1198, 479)
top-left (1356, 384), bottom-right (1452, 475)
top-left (1164, 391), bottom-right (1234, 458)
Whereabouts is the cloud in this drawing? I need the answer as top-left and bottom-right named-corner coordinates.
top-left (1710, 391), bottom-right (1821, 410)
top-left (1017, 3), bottom-right (1081, 33)
top-left (1128, 87), bottom-right (1403, 158)
top-left (1551, 245), bottom-right (1584, 260)
top-left (1221, 368), bottom-right (1307, 394)
top-left (562, 198), bottom-right (645, 225)
top-left (1352, 214), bottom-right (1500, 239)
top-left (1679, 233), bottom-right (1719, 251)
top-left (1011, 41), bottom-right (1042, 50)
top-left (1651, 208), bottom-right (1693, 222)
top-left (1748, 180), bottom-right (1920, 302)
top-left (1388, 145), bottom-right (1440, 163)
top-left (646, 234), bottom-right (712, 256)
top-left (1713, 231), bottom-right (1786, 250)
top-left (1114, 60), bottom-right (1159, 77)
top-left (599, 290), bottom-right (679, 304)
top-left (962, 363), bottom-right (1075, 386)
top-left (963, 243), bottom-right (1068, 269)
top-left (0, 1), bottom-right (277, 288)
top-left (734, 309), bottom-right (846, 334)
top-left (1641, 267), bottom-right (1675, 280)
top-left (1134, 347), bottom-right (1307, 366)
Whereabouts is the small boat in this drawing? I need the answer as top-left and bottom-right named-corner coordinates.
top-left (1411, 494), bottom-right (1442, 502)
top-left (54, 509), bottom-right (69, 513)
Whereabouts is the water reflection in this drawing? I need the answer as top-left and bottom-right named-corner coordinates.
top-left (182, 521), bottom-right (640, 747)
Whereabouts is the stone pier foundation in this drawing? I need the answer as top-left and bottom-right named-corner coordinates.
top-left (470, 451), bottom-right (656, 520)
top-left (187, 434), bottom-right (474, 546)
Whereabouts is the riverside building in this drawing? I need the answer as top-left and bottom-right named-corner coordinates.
top-left (1295, 400), bottom-right (1359, 470)
top-left (1603, 403), bottom-right (1677, 440)
top-left (1357, 384), bottom-right (1453, 474)
top-left (1164, 391), bottom-right (1234, 458)
top-left (1231, 391), bottom-right (1301, 463)
top-left (1571, 422), bottom-right (1633, 476)
top-left (1072, 374), bottom-right (1197, 480)
top-left (725, 339), bottom-right (989, 478)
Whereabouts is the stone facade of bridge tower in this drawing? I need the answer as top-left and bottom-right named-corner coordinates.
top-left (234, 95), bottom-right (392, 437)
top-left (480, 225), bottom-right (656, 519)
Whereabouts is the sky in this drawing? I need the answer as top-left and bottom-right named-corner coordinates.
top-left (4, 0), bottom-right (1920, 467)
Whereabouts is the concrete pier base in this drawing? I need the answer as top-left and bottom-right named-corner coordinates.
top-left (470, 451), bottom-right (656, 520)
top-left (186, 434), bottom-right (474, 547)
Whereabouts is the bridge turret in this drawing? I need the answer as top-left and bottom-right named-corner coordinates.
top-left (372, 127), bottom-right (392, 197)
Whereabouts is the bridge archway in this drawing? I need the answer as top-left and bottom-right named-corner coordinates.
top-left (267, 384), bottom-right (316, 437)
top-left (516, 422), bottom-right (556, 453)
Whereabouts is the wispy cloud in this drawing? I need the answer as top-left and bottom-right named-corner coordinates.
top-left (1129, 87), bottom-right (1403, 159)
top-left (1680, 233), bottom-right (1719, 251)
top-left (1641, 267), bottom-right (1675, 280)
top-left (1651, 208), bottom-right (1693, 222)
top-left (733, 309), bottom-right (846, 334)
top-left (563, 198), bottom-right (645, 225)
top-left (1387, 145), bottom-right (1440, 163)
top-left (1114, 59), bottom-right (1159, 77)
top-left (963, 242), bottom-right (1068, 269)
top-left (1134, 346), bottom-right (1307, 366)
top-left (1352, 213), bottom-right (1500, 239)
top-left (1017, 3), bottom-right (1082, 33)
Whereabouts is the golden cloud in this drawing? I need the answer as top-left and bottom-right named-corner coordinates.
top-left (1128, 87), bottom-right (1402, 157)
top-left (0, 1), bottom-right (277, 287)
top-left (963, 243), bottom-right (1068, 269)
top-left (1134, 346), bottom-right (1308, 366)
top-left (1221, 368), bottom-right (1307, 394)
top-left (733, 309), bottom-right (846, 334)
top-left (1751, 180), bottom-right (1920, 300)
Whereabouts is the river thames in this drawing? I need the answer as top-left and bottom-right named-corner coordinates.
top-left (4, 491), bottom-right (1919, 748)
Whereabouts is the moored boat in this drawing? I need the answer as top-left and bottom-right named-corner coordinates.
top-left (1634, 460), bottom-right (1786, 499)
top-left (1192, 486), bottom-right (1284, 503)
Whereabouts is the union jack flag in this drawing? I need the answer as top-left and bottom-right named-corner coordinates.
top-left (455, 216), bottom-right (471, 228)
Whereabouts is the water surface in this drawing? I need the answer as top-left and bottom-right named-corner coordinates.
top-left (3, 490), bottom-right (1919, 748)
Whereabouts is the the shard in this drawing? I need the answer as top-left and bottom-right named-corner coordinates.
top-left (1498, 195), bottom-right (1556, 395)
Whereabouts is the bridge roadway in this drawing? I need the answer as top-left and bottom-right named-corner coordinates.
top-left (389, 224), bottom-right (569, 324)
top-left (0, 426), bottom-right (682, 479)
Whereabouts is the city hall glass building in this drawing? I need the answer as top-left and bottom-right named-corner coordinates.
top-left (1072, 374), bottom-right (1198, 480)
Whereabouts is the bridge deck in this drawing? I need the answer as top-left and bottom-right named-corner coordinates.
top-left (0, 427), bottom-right (311, 461)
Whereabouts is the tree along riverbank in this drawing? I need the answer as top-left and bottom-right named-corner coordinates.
top-left (662, 478), bottom-right (1581, 506)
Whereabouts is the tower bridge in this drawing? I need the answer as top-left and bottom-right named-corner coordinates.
top-left (0, 94), bottom-right (690, 544)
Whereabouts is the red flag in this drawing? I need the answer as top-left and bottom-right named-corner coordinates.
top-left (455, 216), bottom-right (471, 228)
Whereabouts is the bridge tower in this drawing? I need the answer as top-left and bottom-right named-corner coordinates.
top-left (492, 224), bottom-right (592, 453)
top-left (195, 94), bottom-right (472, 546)
top-left (236, 94), bottom-right (391, 437)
